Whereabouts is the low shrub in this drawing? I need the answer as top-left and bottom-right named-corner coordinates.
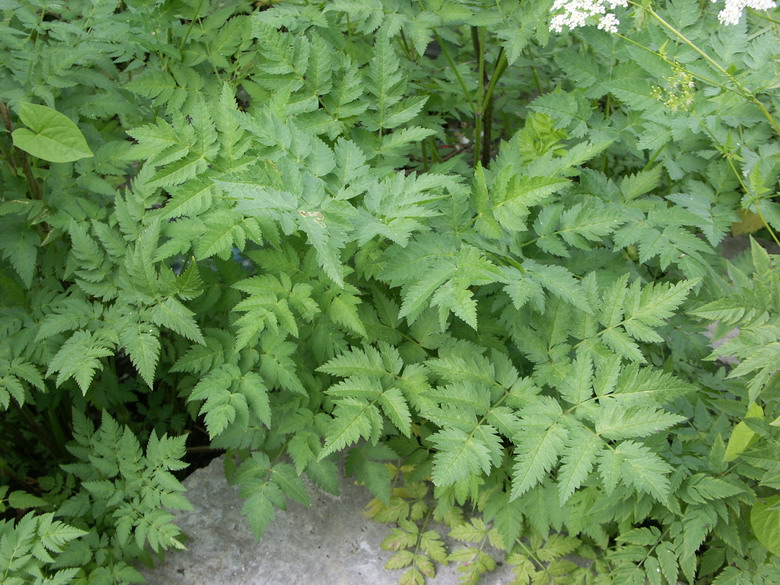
top-left (1, 1), bottom-right (779, 583)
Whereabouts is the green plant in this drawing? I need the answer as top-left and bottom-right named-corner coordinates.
top-left (1, 0), bottom-right (779, 584)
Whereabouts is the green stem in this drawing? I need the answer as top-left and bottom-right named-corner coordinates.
top-left (0, 102), bottom-right (42, 201)
top-left (0, 141), bottom-right (14, 174)
top-left (179, 0), bottom-right (204, 50)
top-left (614, 33), bottom-right (726, 91)
top-left (472, 26), bottom-right (486, 168)
top-left (0, 104), bottom-right (17, 175)
top-left (691, 111), bottom-right (780, 247)
top-left (47, 405), bottom-right (69, 456)
top-left (409, 507), bottom-right (435, 574)
top-left (433, 31), bottom-right (476, 112)
top-left (748, 7), bottom-right (780, 24)
top-left (642, 144), bottom-right (667, 171)
top-left (753, 206), bottom-right (780, 248)
top-left (482, 91), bottom-right (494, 167)
top-left (428, 136), bottom-right (442, 163)
top-left (481, 48), bottom-right (508, 116)
top-left (21, 152), bottom-right (42, 200)
top-left (644, 5), bottom-right (728, 75)
top-left (399, 30), bottom-right (415, 61)
top-left (421, 139), bottom-right (429, 171)
top-left (640, 3), bottom-right (780, 136)
top-left (17, 405), bottom-right (63, 458)
top-left (346, 14), bottom-right (354, 60)
top-left (0, 456), bottom-right (28, 486)
top-left (480, 48), bottom-right (507, 167)
top-left (601, 94), bottom-right (612, 173)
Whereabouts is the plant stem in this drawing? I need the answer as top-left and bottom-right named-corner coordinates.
top-left (47, 406), bottom-right (69, 456)
top-left (399, 30), bottom-right (415, 61)
top-left (0, 102), bottom-right (41, 199)
top-left (640, 3), bottom-right (780, 136)
top-left (481, 48), bottom-right (507, 115)
top-left (748, 7), bottom-right (780, 24)
top-left (614, 33), bottom-right (725, 90)
top-left (480, 48), bottom-right (507, 167)
top-left (691, 110), bottom-right (780, 247)
top-left (645, 5), bottom-right (728, 75)
top-left (179, 0), bottom-right (204, 49)
top-left (17, 405), bottom-right (64, 458)
top-left (0, 103), bottom-right (17, 174)
top-left (532, 68), bottom-right (544, 95)
top-left (428, 136), bottom-right (442, 163)
top-left (21, 152), bottom-right (42, 200)
top-left (472, 26), bottom-right (486, 168)
top-left (346, 14), bottom-right (354, 60)
top-left (482, 91), bottom-right (494, 167)
top-left (0, 456), bottom-right (29, 486)
top-left (433, 31), bottom-right (476, 112)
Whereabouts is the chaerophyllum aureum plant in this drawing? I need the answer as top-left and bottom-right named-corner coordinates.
top-left (1, 0), bottom-right (779, 584)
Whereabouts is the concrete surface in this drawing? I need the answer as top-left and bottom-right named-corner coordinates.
top-left (139, 456), bottom-right (517, 585)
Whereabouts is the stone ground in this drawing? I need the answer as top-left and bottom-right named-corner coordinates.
top-left (139, 456), bottom-right (517, 585)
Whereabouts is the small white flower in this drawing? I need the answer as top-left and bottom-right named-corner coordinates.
top-left (549, 0), bottom-right (628, 33)
top-left (598, 13), bottom-right (621, 33)
top-left (713, 0), bottom-right (776, 25)
top-left (549, 0), bottom-right (776, 33)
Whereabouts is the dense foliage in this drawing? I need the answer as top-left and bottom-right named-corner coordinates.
top-left (1, 0), bottom-right (779, 583)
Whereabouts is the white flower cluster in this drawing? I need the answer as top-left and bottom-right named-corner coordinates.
top-left (549, 0), bottom-right (628, 34)
top-left (713, 0), bottom-right (776, 25)
top-left (548, 0), bottom-right (777, 33)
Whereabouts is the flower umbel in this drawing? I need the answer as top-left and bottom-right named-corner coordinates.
top-left (651, 67), bottom-right (696, 112)
top-left (549, 0), bottom-right (628, 33)
top-left (549, 0), bottom-right (777, 33)
top-left (713, 0), bottom-right (776, 25)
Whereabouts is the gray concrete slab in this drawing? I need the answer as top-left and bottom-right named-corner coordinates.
top-left (139, 456), bottom-right (517, 585)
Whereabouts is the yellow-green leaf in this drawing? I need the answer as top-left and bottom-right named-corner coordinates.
top-left (11, 103), bottom-right (93, 163)
top-left (724, 403), bottom-right (763, 463)
top-left (730, 210), bottom-right (764, 236)
top-left (751, 496), bottom-right (780, 556)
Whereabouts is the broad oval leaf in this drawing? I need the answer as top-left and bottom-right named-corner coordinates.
top-left (11, 103), bottom-right (93, 163)
top-left (751, 496), bottom-right (780, 556)
top-left (724, 403), bottom-right (763, 462)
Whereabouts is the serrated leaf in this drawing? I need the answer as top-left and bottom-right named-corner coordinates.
top-left (239, 372), bottom-right (271, 427)
top-left (595, 402), bottom-right (685, 440)
top-left (150, 297), bottom-right (205, 344)
top-left (241, 482), bottom-right (283, 540)
top-left (620, 166), bottom-right (662, 200)
top-left (430, 427), bottom-right (493, 486)
top-left (320, 401), bottom-right (379, 459)
top-left (272, 463), bottom-right (310, 506)
top-left (615, 441), bottom-right (673, 503)
top-left (204, 401), bottom-right (237, 437)
top-left (511, 413), bottom-right (567, 500)
top-left (378, 387), bottom-right (412, 436)
top-left (8, 491), bottom-right (47, 509)
top-left (524, 260), bottom-right (592, 313)
top-left (46, 331), bottom-right (113, 393)
top-left (557, 429), bottom-right (601, 504)
top-left (329, 293), bottom-right (367, 337)
top-left (121, 322), bottom-right (161, 388)
top-left (386, 550), bottom-right (415, 569)
top-left (655, 542), bottom-right (678, 585)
